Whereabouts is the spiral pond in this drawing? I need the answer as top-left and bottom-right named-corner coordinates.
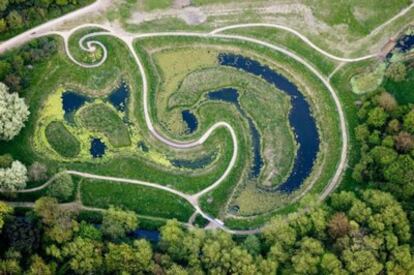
top-left (218, 53), bottom-right (320, 192)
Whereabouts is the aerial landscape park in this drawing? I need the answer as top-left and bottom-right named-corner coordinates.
top-left (0, 0), bottom-right (414, 274)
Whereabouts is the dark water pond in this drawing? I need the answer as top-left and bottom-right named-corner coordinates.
top-left (182, 110), bottom-right (198, 134)
top-left (394, 34), bottom-right (414, 53)
top-left (172, 153), bottom-right (215, 169)
top-left (219, 53), bottom-right (320, 193)
top-left (108, 82), bottom-right (129, 112)
top-left (138, 141), bottom-right (149, 152)
top-left (130, 229), bottom-right (160, 243)
top-left (62, 91), bottom-right (90, 122)
top-left (90, 138), bottom-right (106, 158)
top-left (207, 88), bottom-right (264, 178)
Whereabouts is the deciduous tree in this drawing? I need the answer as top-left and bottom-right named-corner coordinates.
top-left (102, 206), bottom-right (138, 239)
top-left (0, 160), bottom-right (27, 191)
top-left (0, 82), bottom-right (29, 140)
top-left (386, 62), bottom-right (407, 82)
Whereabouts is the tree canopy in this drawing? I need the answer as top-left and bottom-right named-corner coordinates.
top-left (0, 82), bottom-right (29, 141)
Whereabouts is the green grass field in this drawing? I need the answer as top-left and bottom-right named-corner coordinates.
top-left (80, 179), bottom-right (194, 221)
top-left (45, 121), bottom-right (81, 158)
top-left (77, 103), bottom-right (131, 148)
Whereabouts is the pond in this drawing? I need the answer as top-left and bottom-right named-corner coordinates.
top-left (394, 34), bottom-right (414, 53)
top-left (90, 138), bottom-right (106, 158)
top-left (130, 229), bottom-right (160, 243)
top-left (108, 82), bottom-right (129, 112)
top-left (207, 88), bottom-right (264, 178)
top-left (172, 153), bottom-right (215, 169)
top-left (137, 141), bottom-right (149, 152)
top-left (219, 53), bottom-right (320, 193)
top-left (62, 91), bottom-right (90, 122)
top-left (182, 110), bottom-right (198, 134)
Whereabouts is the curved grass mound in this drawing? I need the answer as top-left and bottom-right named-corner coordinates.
top-left (77, 103), bottom-right (131, 148)
top-left (45, 121), bottom-right (80, 158)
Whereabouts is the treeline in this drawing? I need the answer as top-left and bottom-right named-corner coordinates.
top-left (353, 90), bottom-right (414, 225)
top-left (0, 0), bottom-right (93, 40)
top-left (0, 188), bottom-right (412, 274)
top-left (0, 37), bottom-right (57, 93)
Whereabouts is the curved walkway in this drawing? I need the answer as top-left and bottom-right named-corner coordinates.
top-left (210, 23), bottom-right (376, 62)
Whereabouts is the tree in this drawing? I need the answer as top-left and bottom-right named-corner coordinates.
top-left (291, 237), bottom-right (324, 274)
top-left (355, 124), bottom-right (370, 142)
top-left (369, 146), bottom-right (397, 166)
top-left (62, 237), bottom-right (103, 274)
top-left (342, 249), bottom-right (383, 274)
top-left (200, 231), bottom-right (256, 274)
top-left (0, 154), bottom-right (13, 168)
top-left (101, 206), bottom-right (138, 239)
top-left (262, 217), bottom-right (297, 247)
top-left (4, 74), bottom-right (21, 93)
top-left (105, 240), bottom-right (154, 274)
top-left (0, 259), bottom-right (21, 275)
top-left (367, 107), bottom-right (388, 128)
top-left (165, 264), bottom-right (189, 275)
top-left (386, 245), bottom-right (414, 273)
top-left (403, 109), bottom-right (414, 134)
top-left (0, 82), bottom-right (29, 140)
top-left (394, 131), bottom-right (414, 153)
top-left (6, 10), bottom-right (24, 30)
top-left (4, 216), bottom-right (41, 254)
top-left (0, 160), bottom-right (28, 191)
top-left (0, 19), bottom-right (6, 33)
top-left (328, 213), bottom-right (350, 239)
top-left (34, 197), bottom-right (78, 243)
top-left (77, 221), bottom-right (102, 241)
top-left (387, 119), bottom-right (401, 133)
top-left (377, 92), bottom-right (397, 112)
top-left (386, 62), bottom-right (407, 82)
top-left (0, 201), bottom-right (12, 232)
top-left (46, 173), bottom-right (73, 201)
top-left (26, 255), bottom-right (53, 275)
top-left (28, 162), bottom-right (48, 182)
top-left (242, 235), bottom-right (261, 256)
top-left (320, 253), bottom-right (346, 275)
top-left (0, 0), bottom-right (9, 12)
top-left (384, 155), bottom-right (414, 199)
top-left (0, 60), bottom-right (11, 79)
top-left (160, 219), bottom-right (186, 260)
